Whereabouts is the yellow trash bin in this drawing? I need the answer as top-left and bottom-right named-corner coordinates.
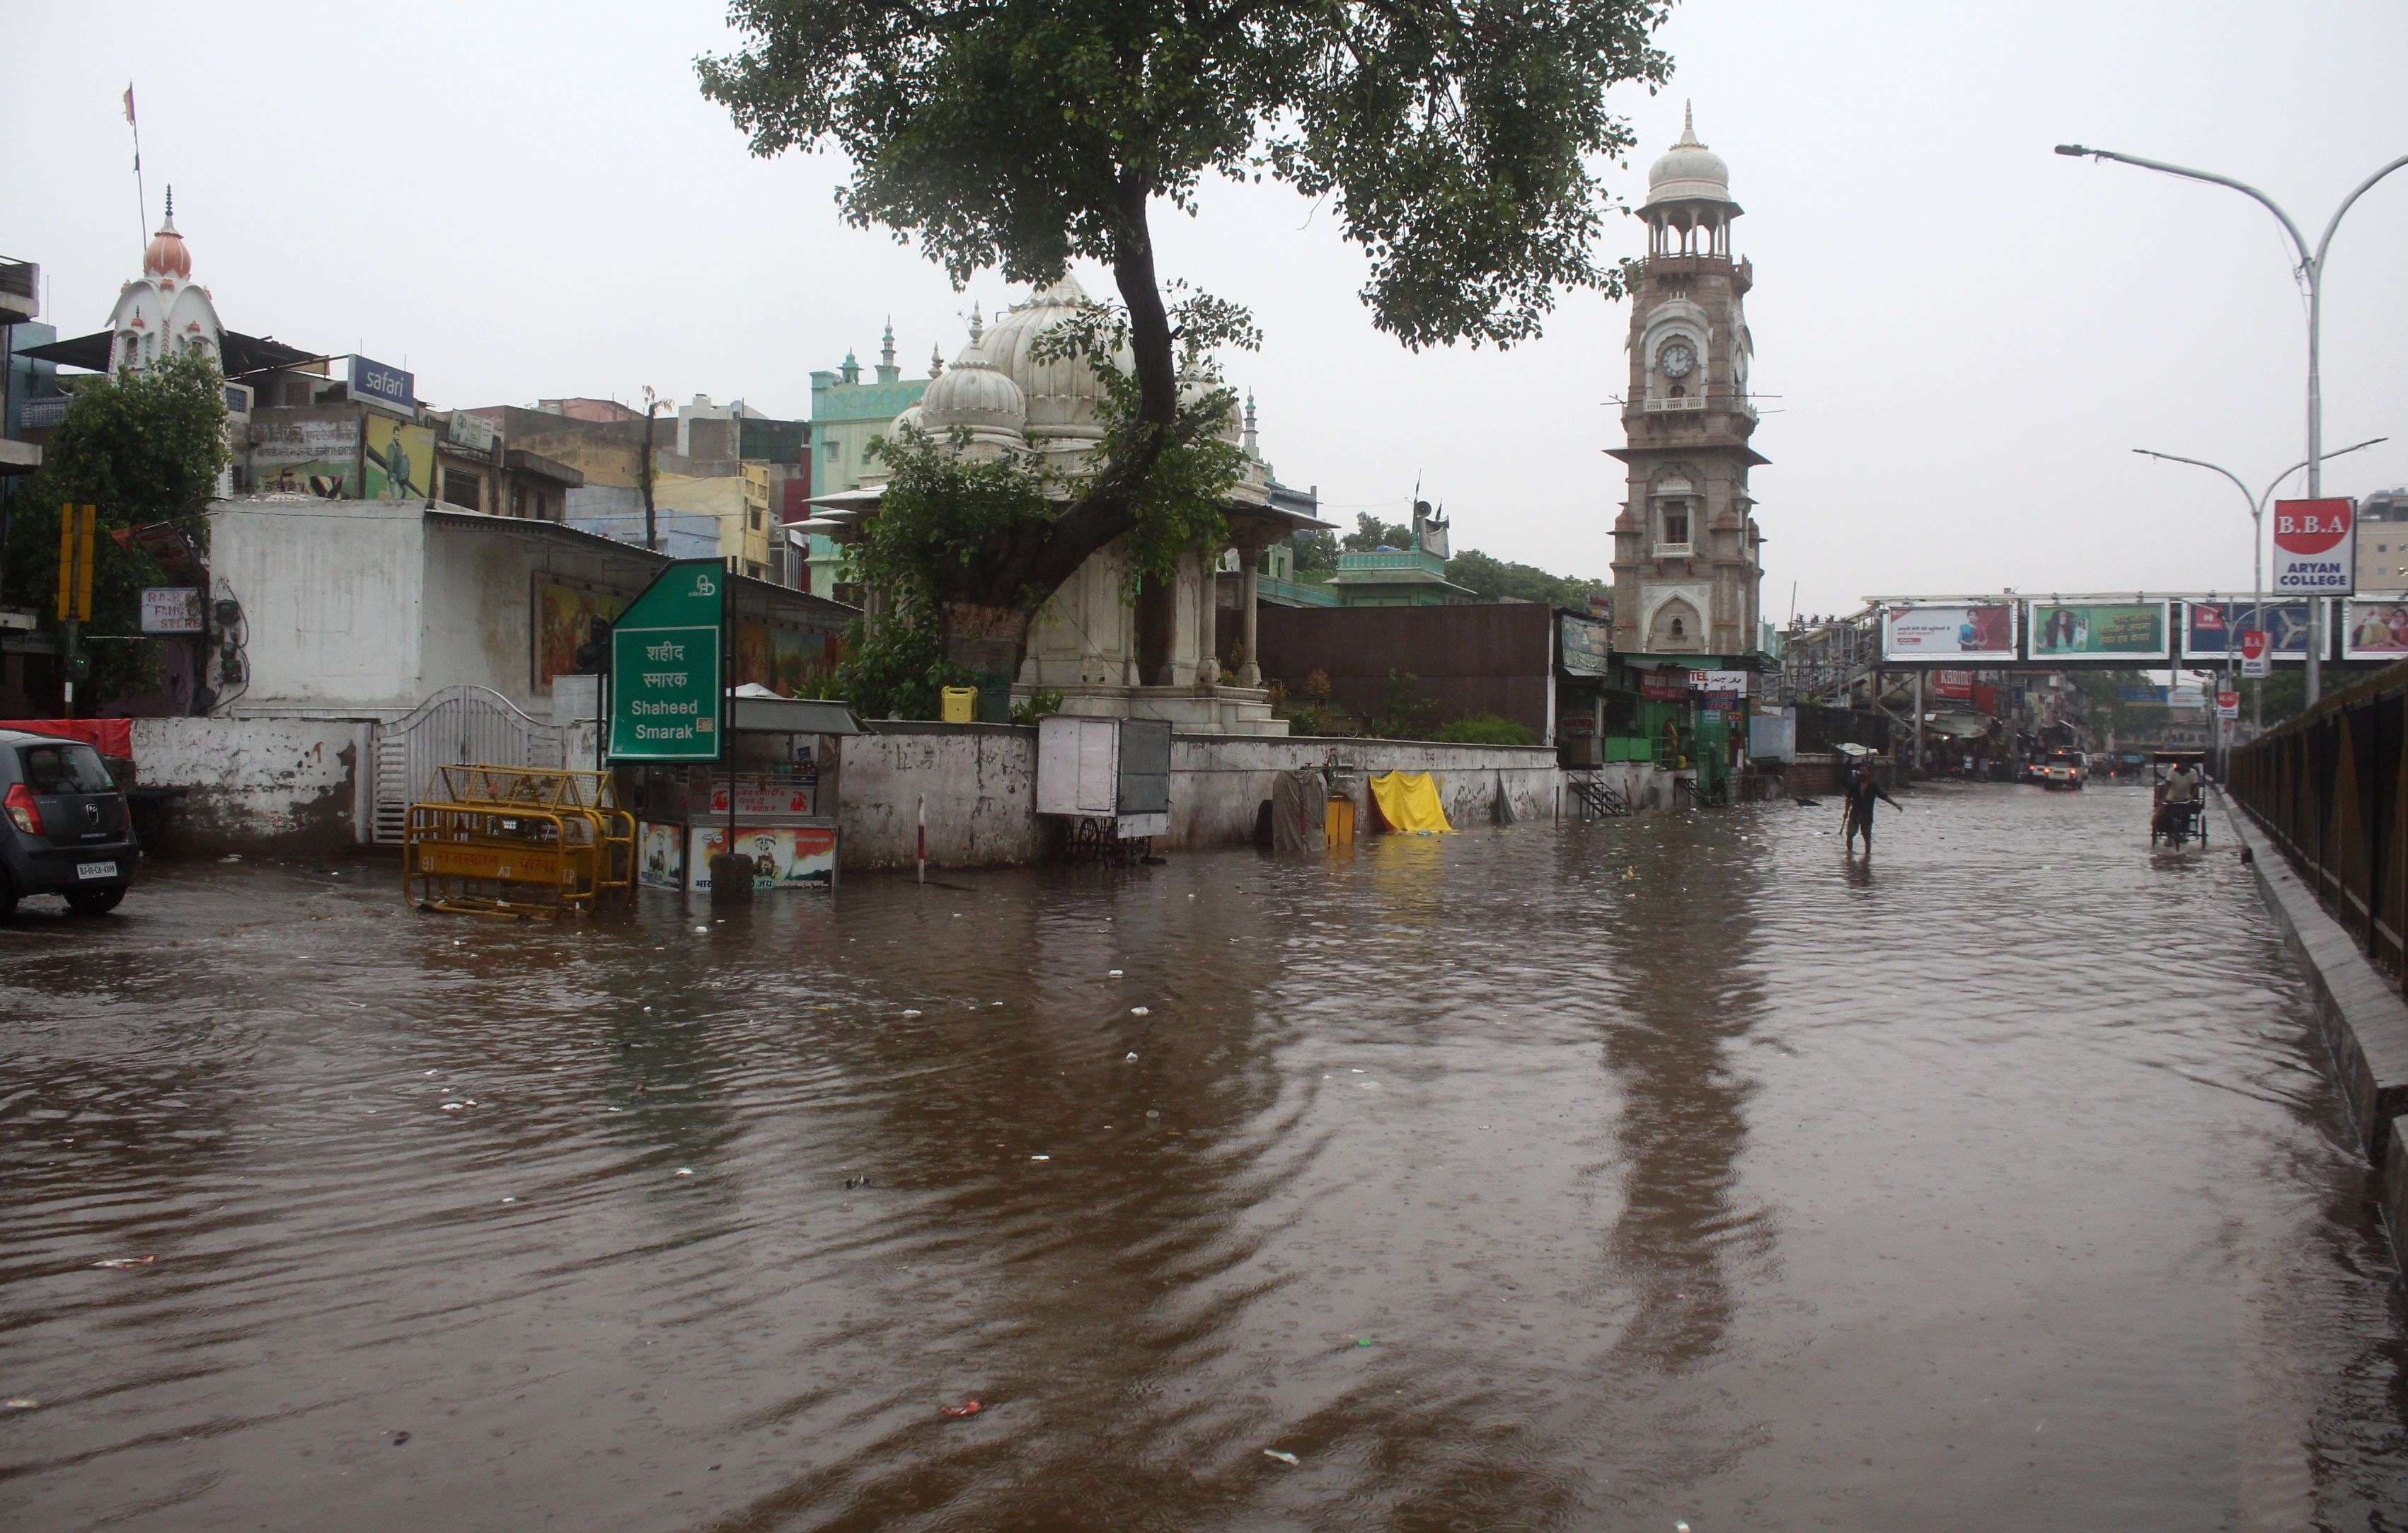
top-left (940, 685), bottom-right (977, 724)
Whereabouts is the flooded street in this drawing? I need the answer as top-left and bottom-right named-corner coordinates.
top-left (4, 782), bottom-right (2406, 1530)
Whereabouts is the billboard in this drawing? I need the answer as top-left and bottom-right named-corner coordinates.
top-left (2272, 498), bottom-right (2355, 596)
top-left (534, 578), bottom-right (630, 692)
top-left (2343, 600), bottom-right (2408, 660)
top-left (733, 620), bottom-right (836, 698)
top-left (2181, 600), bottom-right (2317, 662)
top-left (2027, 601), bottom-right (2170, 661)
top-left (348, 354), bottom-right (415, 416)
top-left (251, 416), bottom-right (359, 497)
top-left (1881, 602), bottom-right (2016, 663)
top-left (363, 413), bottom-right (437, 502)
top-left (1559, 613), bottom-right (1611, 677)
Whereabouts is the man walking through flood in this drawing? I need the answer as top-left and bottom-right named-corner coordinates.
top-left (1843, 761), bottom-right (1900, 860)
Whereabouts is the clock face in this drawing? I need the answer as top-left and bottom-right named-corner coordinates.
top-left (1659, 341), bottom-right (1696, 381)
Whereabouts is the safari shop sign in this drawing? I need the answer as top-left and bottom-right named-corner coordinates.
top-left (2271, 498), bottom-right (2356, 596)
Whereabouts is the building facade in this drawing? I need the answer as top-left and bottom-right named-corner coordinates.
top-left (807, 322), bottom-right (933, 599)
top-left (1608, 108), bottom-right (1768, 661)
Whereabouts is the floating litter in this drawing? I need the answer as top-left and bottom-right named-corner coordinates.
top-left (1262, 1449), bottom-right (1299, 1466)
top-left (902, 1009), bottom-right (923, 1018)
top-left (92, 1256), bottom-right (155, 1270)
top-left (940, 1399), bottom-right (983, 1418)
top-left (1107, 969), bottom-right (1123, 978)
top-left (1125, 1052), bottom-right (1139, 1062)
top-left (1, 1399), bottom-right (35, 1411)
top-left (694, 925), bottom-right (710, 935)
top-left (1030, 1155), bottom-right (1050, 1162)
top-left (501, 1196), bottom-right (517, 1204)
top-left (441, 1101), bottom-right (466, 1111)
top-left (674, 1167), bottom-right (694, 1177)
top-left (1130, 1007), bottom-right (1150, 1017)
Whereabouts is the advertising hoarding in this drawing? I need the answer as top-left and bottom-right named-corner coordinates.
top-left (251, 416), bottom-right (359, 498)
top-left (690, 824), bottom-right (836, 891)
top-left (1932, 670), bottom-right (1974, 700)
top-left (1881, 603), bottom-right (2017, 663)
top-left (534, 578), bottom-right (630, 692)
top-left (2181, 600), bottom-right (2316, 662)
top-left (2272, 498), bottom-right (2355, 596)
top-left (2027, 601), bottom-right (2170, 661)
top-left (2342, 599), bottom-right (2408, 660)
top-left (363, 413), bottom-right (436, 502)
top-left (348, 354), bottom-right (415, 416)
top-left (1558, 613), bottom-right (1611, 678)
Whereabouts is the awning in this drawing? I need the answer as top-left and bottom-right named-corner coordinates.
top-left (805, 486), bottom-right (886, 510)
top-left (729, 693), bottom-right (861, 736)
top-left (19, 328), bottom-right (322, 380)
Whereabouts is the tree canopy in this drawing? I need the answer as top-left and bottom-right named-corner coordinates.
top-left (0, 351), bottom-right (229, 707)
top-left (701, 0), bottom-right (1674, 676)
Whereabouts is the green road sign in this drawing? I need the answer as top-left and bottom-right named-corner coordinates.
top-left (608, 560), bottom-right (725, 761)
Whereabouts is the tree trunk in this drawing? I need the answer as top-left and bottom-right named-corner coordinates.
top-left (639, 402), bottom-right (660, 552)
top-left (938, 601), bottom-right (1033, 683)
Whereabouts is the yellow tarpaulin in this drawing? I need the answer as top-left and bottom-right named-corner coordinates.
top-left (1369, 771), bottom-right (1453, 835)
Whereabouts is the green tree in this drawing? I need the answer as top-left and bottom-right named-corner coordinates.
top-left (1341, 512), bottom-right (1413, 553)
top-left (1, 351), bottom-right (229, 707)
top-left (701, 0), bottom-right (1673, 676)
top-left (1291, 529), bottom-right (1340, 579)
top-left (1445, 546), bottom-right (1605, 607)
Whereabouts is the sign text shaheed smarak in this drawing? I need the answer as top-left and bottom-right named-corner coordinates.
top-left (608, 560), bottom-right (725, 762)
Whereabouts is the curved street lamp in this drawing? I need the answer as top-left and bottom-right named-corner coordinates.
top-left (2133, 436), bottom-right (2387, 742)
top-left (2057, 143), bottom-right (2408, 702)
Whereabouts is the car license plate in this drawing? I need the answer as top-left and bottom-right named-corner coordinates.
top-left (76, 861), bottom-right (117, 881)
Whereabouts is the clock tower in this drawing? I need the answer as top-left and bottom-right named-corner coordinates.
top-left (1608, 106), bottom-right (1766, 658)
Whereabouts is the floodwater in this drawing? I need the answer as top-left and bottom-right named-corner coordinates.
top-left (3, 785), bottom-right (2405, 1532)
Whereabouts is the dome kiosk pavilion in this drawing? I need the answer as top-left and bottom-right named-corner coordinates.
top-left (805, 275), bottom-right (1332, 735)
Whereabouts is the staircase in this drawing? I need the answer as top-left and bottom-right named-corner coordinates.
top-left (1567, 770), bottom-right (1630, 820)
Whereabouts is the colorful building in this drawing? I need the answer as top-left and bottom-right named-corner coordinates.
top-left (807, 320), bottom-right (932, 600)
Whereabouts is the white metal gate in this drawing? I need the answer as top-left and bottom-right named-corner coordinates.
top-left (370, 685), bottom-right (565, 844)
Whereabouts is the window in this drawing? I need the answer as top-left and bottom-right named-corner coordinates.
top-left (1660, 499), bottom-right (1690, 549)
top-left (749, 507), bottom-right (763, 531)
top-left (745, 562), bottom-right (764, 579)
top-left (18, 743), bottom-right (114, 794)
top-left (442, 470), bottom-right (481, 511)
top-left (511, 485), bottom-right (527, 517)
top-left (1669, 617), bottom-right (1686, 640)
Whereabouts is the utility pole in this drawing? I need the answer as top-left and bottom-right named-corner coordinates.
top-left (56, 502), bottom-right (94, 717)
top-left (2056, 144), bottom-right (2408, 702)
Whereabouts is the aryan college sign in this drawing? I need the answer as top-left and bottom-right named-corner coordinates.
top-left (2271, 498), bottom-right (2356, 596)
top-left (607, 560), bottom-right (724, 762)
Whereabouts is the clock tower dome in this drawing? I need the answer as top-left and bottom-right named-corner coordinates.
top-left (1608, 106), bottom-right (1766, 658)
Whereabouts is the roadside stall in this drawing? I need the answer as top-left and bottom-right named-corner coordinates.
top-left (604, 558), bottom-right (861, 899)
top-left (626, 685), bottom-right (859, 894)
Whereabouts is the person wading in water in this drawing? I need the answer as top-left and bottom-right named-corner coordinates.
top-left (1843, 761), bottom-right (1901, 860)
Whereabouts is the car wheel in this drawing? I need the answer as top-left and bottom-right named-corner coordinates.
top-left (64, 886), bottom-right (125, 917)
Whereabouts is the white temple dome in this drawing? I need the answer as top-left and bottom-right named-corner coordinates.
top-left (980, 272), bottom-right (1132, 445)
top-left (1643, 103), bottom-right (1734, 209)
top-left (918, 343), bottom-right (1026, 440)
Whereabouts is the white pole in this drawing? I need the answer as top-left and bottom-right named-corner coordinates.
top-left (2059, 145), bottom-right (2408, 702)
top-left (916, 793), bottom-right (926, 884)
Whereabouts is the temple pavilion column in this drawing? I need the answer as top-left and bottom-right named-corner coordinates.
top-left (1237, 540), bottom-right (1263, 688)
top-left (1197, 548), bottom-right (1222, 686)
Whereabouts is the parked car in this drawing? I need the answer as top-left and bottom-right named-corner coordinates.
top-left (1, 728), bottom-right (139, 917)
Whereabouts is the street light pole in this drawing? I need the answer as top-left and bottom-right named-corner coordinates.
top-left (2058, 144), bottom-right (2408, 703)
top-left (2133, 437), bottom-right (2388, 735)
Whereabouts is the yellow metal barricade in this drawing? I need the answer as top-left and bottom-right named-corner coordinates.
top-left (403, 765), bottom-right (635, 919)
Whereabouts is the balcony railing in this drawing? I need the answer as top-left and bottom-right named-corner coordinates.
top-left (1640, 391), bottom-right (1757, 420)
top-left (1335, 548), bottom-right (1447, 574)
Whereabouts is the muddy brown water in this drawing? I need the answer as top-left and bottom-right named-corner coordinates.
top-left (2, 784), bottom-right (2404, 1530)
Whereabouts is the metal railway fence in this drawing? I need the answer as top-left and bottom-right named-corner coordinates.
top-left (2228, 659), bottom-right (2408, 980)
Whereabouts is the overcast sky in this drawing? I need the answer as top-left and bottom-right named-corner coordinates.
top-left (7, 0), bottom-right (2404, 615)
